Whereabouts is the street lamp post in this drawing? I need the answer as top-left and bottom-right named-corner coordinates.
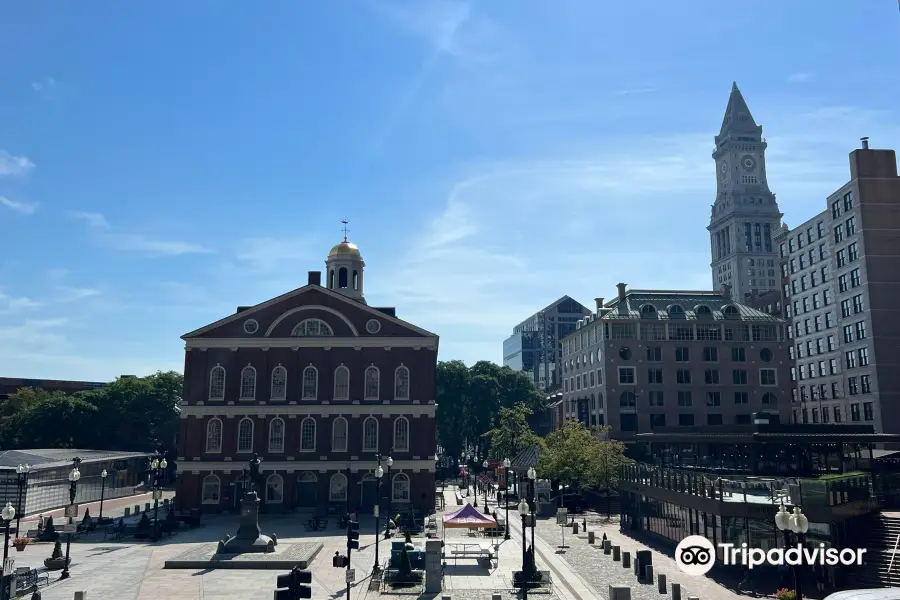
top-left (527, 466), bottom-right (536, 553)
top-left (99, 469), bottom-right (108, 522)
top-left (374, 455), bottom-right (384, 573)
top-left (60, 457), bottom-right (81, 580)
top-left (482, 460), bottom-right (489, 509)
top-left (14, 464), bottom-right (29, 537)
top-left (384, 455), bottom-right (393, 538)
top-left (150, 450), bottom-right (168, 542)
top-left (472, 454), bottom-right (478, 508)
top-left (518, 499), bottom-right (530, 600)
top-left (1, 501), bottom-right (14, 600)
top-left (775, 504), bottom-right (808, 600)
top-left (503, 458), bottom-right (511, 540)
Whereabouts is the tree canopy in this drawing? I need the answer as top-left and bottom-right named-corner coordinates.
top-left (0, 371), bottom-right (182, 452)
top-left (435, 360), bottom-right (545, 459)
top-left (538, 422), bottom-right (628, 491)
top-left (483, 403), bottom-right (545, 462)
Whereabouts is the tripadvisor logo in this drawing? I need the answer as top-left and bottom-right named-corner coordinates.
top-left (675, 535), bottom-right (866, 576)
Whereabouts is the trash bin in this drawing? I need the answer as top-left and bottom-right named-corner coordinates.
top-left (636, 550), bottom-right (652, 581)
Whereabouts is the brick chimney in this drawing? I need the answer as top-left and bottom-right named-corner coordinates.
top-left (308, 271), bottom-right (322, 286)
top-left (721, 284), bottom-right (732, 299)
top-left (616, 283), bottom-right (627, 301)
top-left (594, 297), bottom-right (604, 311)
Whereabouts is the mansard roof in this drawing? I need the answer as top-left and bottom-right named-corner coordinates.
top-left (598, 290), bottom-right (782, 323)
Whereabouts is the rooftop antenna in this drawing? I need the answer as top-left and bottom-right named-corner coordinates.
top-left (341, 219), bottom-right (350, 242)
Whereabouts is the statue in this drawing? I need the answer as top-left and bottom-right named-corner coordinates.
top-left (216, 454), bottom-right (276, 554)
top-left (248, 454), bottom-right (262, 493)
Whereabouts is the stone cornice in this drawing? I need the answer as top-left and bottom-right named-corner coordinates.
top-left (177, 459), bottom-right (437, 474)
top-left (185, 337), bottom-right (437, 350)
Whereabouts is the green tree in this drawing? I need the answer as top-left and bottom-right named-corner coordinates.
top-left (435, 360), bottom-right (470, 458)
top-left (538, 420), bottom-right (603, 490)
top-left (9, 394), bottom-right (99, 448)
top-left (483, 403), bottom-right (544, 461)
top-left (595, 426), bottom-right (628, 518)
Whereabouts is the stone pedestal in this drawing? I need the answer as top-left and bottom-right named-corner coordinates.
top-left (217, 491), bottom-right (276, 554)
top-left (425, 540), bottom-right (443, 593)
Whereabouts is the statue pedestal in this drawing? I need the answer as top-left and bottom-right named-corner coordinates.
top-left (217, 491), bottom-right (276, 554)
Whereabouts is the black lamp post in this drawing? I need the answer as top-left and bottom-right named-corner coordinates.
top-left (482, 460), bottom-right (489, 509)
top-left (472, 455), bottom-right (478, 508)
top-left (775, 503), bottom-right (808, 600)
top-left (2, 502), bottom-right (15, 563)
top-left (150, 450), bottom-right (168, 542)
top-left (503, 458), bottom-right (511, 540)
top-left (98, 469), bottom-right (108, 522)
top-left (373, 455), bottom-right (385, 572)
top-left (60, 457), bottom-right (81, 580)
top-left (518, 498), bottom-right (530, 600)
top-left (14, 464), bottom-right (29, 537)
top-left (384, 454), bottom-right (393, 537)
top-left (527, 466), bottom-right (536, 555)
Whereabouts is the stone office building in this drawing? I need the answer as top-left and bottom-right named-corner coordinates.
top-left (175, 233), bottom-right (439, 516)
top-left (557, 284), bottom-right (791, 437)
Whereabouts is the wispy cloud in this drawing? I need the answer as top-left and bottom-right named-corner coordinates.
top-left (30, 76), bottom-right (56, 92)
top-left (0, 291), bottom-right (42, 315)
top-left (0, 150), bottom-right (35, 177)
top-left (614, 88), bottom-right (658, 96)
top-left (787, 72), bottom-right (814, 83)
top-left (69, 210), bottom-right (214, 257)
top-left (372, 0), bottom-right (481, 61)
top-left (0, 196), bottom-right (38, 215)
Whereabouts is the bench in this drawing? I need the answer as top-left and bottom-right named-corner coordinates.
top-left (454, 491), bottom-right (464, 506)
top-left (303, 518), bottom-right (328, 532)
top-left (15, 567), bottom-right (50, 592)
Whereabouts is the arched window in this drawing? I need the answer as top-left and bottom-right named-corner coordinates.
top-left (333, 365), bottom-right (350, 401)
top-left (722, 304), bottom-right (740, 317)
top-left (338, 267), bottom-right (348, 288)
top-left (393, 417), bottom-right (410, 452)
top-left (268, 418), bottom-right (285, 453)
top-left (209, 365), bottom-right (226, 400)
top-left (598, 393), bottom-right (604, 408)
top-left (240, 365), bottom-right (256, 400)
top-left (394, 366), bottom-right (410, 400)
top-left (291, 318), bottom-right (334, 337)
top-left (205, 418), bottom-right (223, 453)
top-left (270, 365), bottom-right (287, 401)
top-left (329, 473), bottom-right (348, 502)
top-left (590, 393), bottom-right (596, 411)
top-left (620, 391), bottom-right (636, 408)
top-left (237, 417), bottom-right (254, 453)
top-left (265, 474), bottom-right (284, 504)
top-left (202, 475), bottom-right (221, 504)
top-left (332, 417), bottom-right (348, 452)
top-left (667, 304), bottom-right (685, 316)
top-left (762, 393), bottom-right (778, 405)
top-left (695, 305), bottom-right (712, 316)
top-left (363, 417), bottom-right (379, 452)
top-left (352, 270), bottom-right (359, 290)
top-left (364, 366), bottom-right (380, 400)
top-left (302, 366), bottom-right (318, 400)
top-left (300, 417), bottom-right (316, 451)
top-left (392, 473), bottom-right (410, 502)
top-left (640, 304), bottom-right (657, 317)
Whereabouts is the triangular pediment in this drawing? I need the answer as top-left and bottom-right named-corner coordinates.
top-left (182, 284), bottom-right (436, 340)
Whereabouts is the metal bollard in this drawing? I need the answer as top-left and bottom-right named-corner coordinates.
top-left (608, 585), bottom-right (632, 600)
top-left (623, 551), bottom-right (631, 568)
top-left (645, 564), bottom-right (653, 582)
top-left (163, 499), bottom-right (169, 506)
top-left (74, 592), bottom-right (88, 600)
top-left (688, 597), bottom-right (699, 600)
top-left (492, 594), bottom-right (501, 600)
top-left (604, 539), bottom-right (612, 553)
top-left (442, 596), bottom-right (452, 600)
top-left (588, 531), bottom-right (596, 544)
top-left (145, 502), bottom-right (151, 512)
top-left (672, 582), bottom-right (681, 600)
top-left (573, 523), bottom-right (579, 534)
top-left (134, 505), bottom-right (140, 515)
top-left (658, 573), bottom-right (667, 593)
top-left (613, 546), bottom-right (621, 561)
top-left (124, 508), bottom-right (131, 517)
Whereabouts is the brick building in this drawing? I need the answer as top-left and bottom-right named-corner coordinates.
top-left (175, 234), bottom-right (439, 515)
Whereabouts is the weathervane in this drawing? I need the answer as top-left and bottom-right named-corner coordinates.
top-left (341, 219), bottom-right (350, 242)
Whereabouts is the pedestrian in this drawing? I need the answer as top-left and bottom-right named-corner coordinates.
top-left (37, 515), bottom-right (44, 533)
top-left (816, 565), bottom-right (827, 594)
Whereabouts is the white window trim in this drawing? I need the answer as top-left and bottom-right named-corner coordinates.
top-left (240, 364), bottom-right (257, 401)
top-left (291, 318), bottom-right (335, 337)
top-left (299, 417), bottom-right (316, 452)
top-left (759, 368), bottom-right (778, 387)
top-left (362, 416), bottom-right (379, 452)
top-left (618, 366), bottom-right (637, 385)
top-left (270, 365), bottom-right (287, 401)
top-left (391, 473), bottom-right (411, 503)
top-left (333, 365), bottom-right (350, 401)
top-left (331, 416), bottom-right (349, 453)
top-left (205, 418), bottom-right (223, 454)
top-left (329, 473), bottom-right (348, 503)
top-left (237, 417), bottom-right (254, 453)
top-left (364, 366), bottom-right (380, 401)
top-left (393, 365), bottom-right (410, 401)
top-left (302, 365), bottom-right (318, 401)
top-left (209, 365), bottom-right (226, 401)
top-left (201, 475), bottom-right (221, 505)
top-left (393, 416), bottom-right (410, 452)
top-left (268, 417), bottom-right (285, 453)
top-left (265, 474), bottom-right (284, 504)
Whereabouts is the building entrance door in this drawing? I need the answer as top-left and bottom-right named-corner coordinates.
top-left (361, 475), bottom-right (377, 514)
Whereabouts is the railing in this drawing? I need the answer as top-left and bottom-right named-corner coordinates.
top-left (621, 464), bottom-right (872, 508)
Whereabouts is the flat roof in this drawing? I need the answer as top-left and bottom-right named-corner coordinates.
top-left (634, 430), bottom-right (900, 444)
top-left (0, 449), bottom-right (154, 471)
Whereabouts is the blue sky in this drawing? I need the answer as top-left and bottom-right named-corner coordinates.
top-left (1, 1), bottom-right (899, 381)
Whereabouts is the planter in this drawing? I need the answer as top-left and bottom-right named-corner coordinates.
top-left (43, 557), bottom-right (69, 571)
top-left (14, 544), bottom-right (26, 552)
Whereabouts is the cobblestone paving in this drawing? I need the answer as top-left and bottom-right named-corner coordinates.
top-left (532, 516), bottom-right (743, 600)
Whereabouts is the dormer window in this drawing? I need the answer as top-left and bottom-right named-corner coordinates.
top-left (722, 304), bottom-right (740, 318)
top-left (640, 304), bottom-right (657, 318)
top-left (667, 304), bottom-right (685, 317)
top-left (695, 305), bottom-right (713, 317)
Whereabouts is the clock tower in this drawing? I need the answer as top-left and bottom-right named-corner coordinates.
top-left (708, 82), bottom-right (783, 301)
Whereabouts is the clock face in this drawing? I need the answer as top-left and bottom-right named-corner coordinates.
top-left (741, 155), bottom-right (757, 171)
top-left (719, 161), bottom-right (729, 180)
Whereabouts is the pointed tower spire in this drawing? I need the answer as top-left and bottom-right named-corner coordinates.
top-left (719, 81), bottom-right (759, 135)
